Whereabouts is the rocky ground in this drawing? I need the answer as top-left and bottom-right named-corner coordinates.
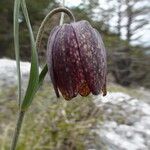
top-left (0, 58), bottom-right (150, 150)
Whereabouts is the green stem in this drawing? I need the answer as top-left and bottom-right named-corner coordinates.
top-left (10, 111), bottom-right (25, 150)
top-left (14, 0), bottom-right (22, 107)
top-left (11, 0), bottom-right (23, 150)
top-left (11, 0), bottom-right (38, 148)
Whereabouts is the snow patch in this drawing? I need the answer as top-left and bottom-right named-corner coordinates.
top-left (94, 92), bottom-right (150, 150)
top-left (0, 58), bottom-right (31, 88)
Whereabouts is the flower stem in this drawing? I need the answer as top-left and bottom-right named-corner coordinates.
top-left (59, 0), bottom-right (65, 25)
top-left (14, 0), bottom-right (22, 107)
top-left (10, 111), bottom-right (25, 150)
top-left (36, 7), bottom-right (75, 50)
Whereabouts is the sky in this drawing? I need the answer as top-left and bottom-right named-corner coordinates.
top-left (57, 0), bottom-right (150, 47)
top-left (61, 0), bottom-right (82, 7)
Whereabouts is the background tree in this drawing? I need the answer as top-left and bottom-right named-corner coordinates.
top-left (116, 0), bottom-right (122, 37)
top-left (0, 0), bottom-right (56, 60)
top-left (124, 0), bottom-right (150, 46)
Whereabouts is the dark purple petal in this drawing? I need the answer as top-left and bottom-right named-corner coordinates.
top-left (71, 20), bottom-right (107, 95)
top-left (52, 25), bottom-right (76, 100)
top-left (47, 26), bottom-right (61, 97)
top-left (52, 24), bottom-right (91, 100)
top-left (63, 25), bottom-right (91, 97)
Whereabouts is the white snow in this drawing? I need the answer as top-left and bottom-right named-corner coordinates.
top-left (94, 92), bottom-right (150, 150)
top-left (0, 58), bottom-right (31, 88)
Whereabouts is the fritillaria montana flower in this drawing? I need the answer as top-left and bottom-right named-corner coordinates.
top-left (47, 20), bottom-right (107, 100)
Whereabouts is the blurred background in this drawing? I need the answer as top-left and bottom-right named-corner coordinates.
top-left (0, 0), bottom-right (150, 149)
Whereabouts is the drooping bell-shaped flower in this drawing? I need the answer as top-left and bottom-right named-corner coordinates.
top-left (46, 20), bottom-right (107, 100)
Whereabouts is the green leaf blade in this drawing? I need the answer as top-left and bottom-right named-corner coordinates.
top-left (21, 0), bottom-right (39, 110)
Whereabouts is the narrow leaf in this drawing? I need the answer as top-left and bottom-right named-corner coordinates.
top-left (21, 0), bottom-right (39, 110)
top-left (38, 64), bottom-right (48, 89)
